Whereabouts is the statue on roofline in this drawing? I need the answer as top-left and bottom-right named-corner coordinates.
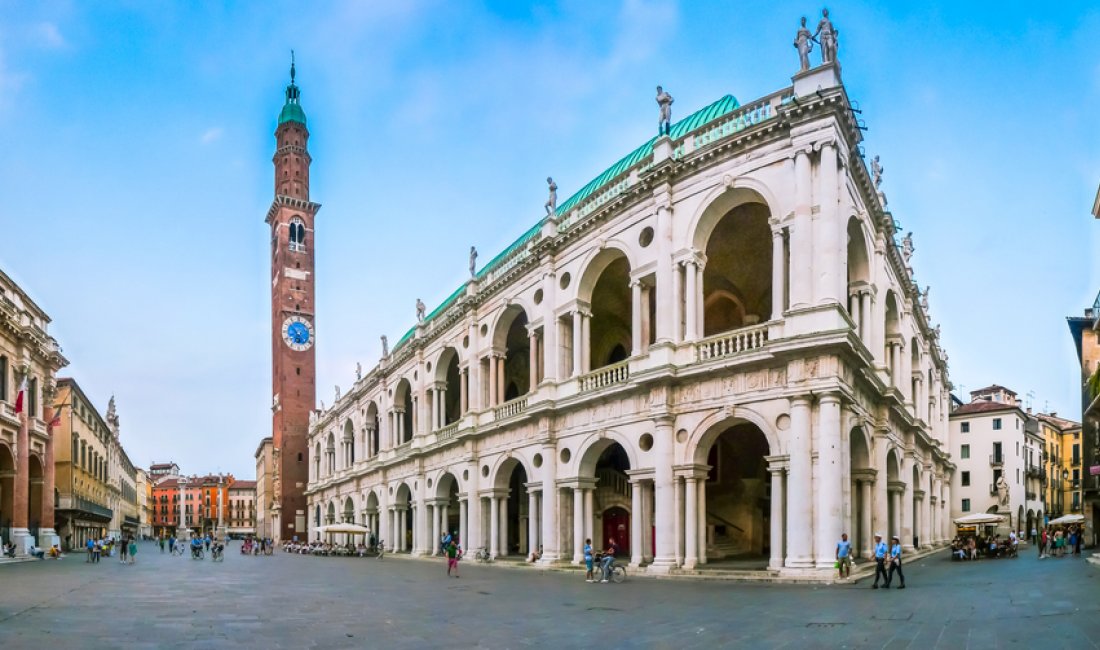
top-left (469, 246), bottom-right (478, 278)
top-left (656, 86), bottom-right (674, 137)
top-left (794, 17), bottom-right (814, 72)
top-left (813, 8), bottom-right (838, 65)
top-left (416, 298), bottom-right (426, 322)
top-left (381, 335), bottom-right (389, 357)
top-left (356, 362), bottom-right (362, 381)
top-left (544, 177), bottom-right (557, 216)
top-left (901, 232), bottom-right (914, 265)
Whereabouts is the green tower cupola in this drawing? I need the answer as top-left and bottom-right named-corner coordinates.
top-left (278, 52), bottom-right (307, 126)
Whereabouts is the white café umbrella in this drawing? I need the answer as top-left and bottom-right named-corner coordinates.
top-left (315, 523), bottom-right (371, 535)
top-left (953, 513), bottom-right (1006, 526)
top-left (1047, 514), bottom-right (1085, 526)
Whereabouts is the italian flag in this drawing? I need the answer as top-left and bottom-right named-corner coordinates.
top-left (13, 376), bottom-right (27, 414)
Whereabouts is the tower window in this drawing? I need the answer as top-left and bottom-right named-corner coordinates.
top-left (289, 218), bottom-right (306, 252)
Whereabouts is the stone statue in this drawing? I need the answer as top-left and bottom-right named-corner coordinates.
top-left (320, 399), bottom-right (326, 411)
top-left (921, 286), bottom-right (930, 312)
top-left (334, 385), bottom-right (341, 402)
top-left (469, 246), bottom-right (478, 278)
top-left (934, 324), bottom-right (942, 340)
top-left (544, 177), bottom-right (557, 216)
top-left (381, 335), bottom-right (389, 357)
top-left (813, 8), bottom-right (838, 65)
top-left (355, 362), bottom-right (362, 381)
top-left (871, 155), bottom-right (883, 189)
top-left (656, 86), bottom-right (674, 136)
top-left (106, 395), bottom-right (119, 435)
top-left (901, 232), bottom-right (914, 265)
top-left (794, 16), bottom-right (814, 72)
top-left (996, 475), bottom-right (1010, 507)
top-left (416, 298), bottom-right (426, 322)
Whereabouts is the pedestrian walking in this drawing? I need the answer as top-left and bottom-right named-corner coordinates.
top-left (1038, 528), bottom-right (1045, 558)
top-left (885, 535), bottom-right (905, 589)
top-left (128, 538), bottom-right (138, 564)
top-left (1074, 527), bottom-right (1083, 556)
top-left (584, 538), bottom-right (595, 583)
top-left (92, 540), bottom-right (101, 563)
top-left (159, 537), bottom-right (165, 553)
top-left (871, 533), bottom-right (888, 589)
top-left (168, 535), bottom-right (176, 555)
top-left (836, 533), bottom-right (852, 580)
top-left (1031, 526), bottom-right (1038, 545)
top-left (120, 537), bottom-right (129, 564)
top-left (445, 537), bottom-right (460, 578)
top-left (85, 537), bottom-right (94, 562)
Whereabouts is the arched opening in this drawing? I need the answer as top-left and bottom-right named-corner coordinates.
top-left (847, 217), bottom-right (871, 339)
top-left (435, 473), bottom-right (460, 548)
top-left (589, 253), bottom-right (632, 369)
top-left (1026, 509), bottom-right (1035, 541)
top-left (912, 464), bottom-right (922, 548)
top-left (325, 502), bottom-right (336, 526)
top-left (342, 420), bottom-right (355, 467)
top-left (288, 217), bottom-right (306, 252)
top-left (502, 311), bottom-right (530, 402)
top-left (492, 458), bottom-right (530, 558)
top-left (849, 427), bottom-right (873, 557)
top-left (434, 348), bottom-right (462, 428)
top-left (1016, 505), bottom-right (1023, 534)
top-left (394, 379), bottom-right (414, 444)
top-left (325, 432), bottom-right (336, 474)
top-left (343, 497), bottom-right (355, 524)
top-left (884, 291), bottom-right (901, 383)
top-left (703, 202), bottom-right (772, 335)
top-left (393, 483), bottom-right (413, 553)
top-left (0, 444), bottom-right (15, 541)
top-left (313, 442), bottom-right (321, 480)
top-left (593, 443), bottom-right (632, 555)
top-left (910, 338), bottom-right (921, 408)
top-left (700, 422), bottom-right (772, 564)
top-left (364, 402), bottom-right (380, 457)
top-left (365, 491), bottom-right (380, 544)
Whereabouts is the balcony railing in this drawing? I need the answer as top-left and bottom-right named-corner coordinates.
top-left (436, 422), bottom-right (459, 441)
top-left (494, 396), bottom-right (528, 421)
top-left (578, 360), bottom-right (630, 393)
top-left (989, 454), bottom-right (1004, 466)
top-left (1025, 490), bottom-right (1037, 500)
top-left (696, 323), bottom-right (769, 362)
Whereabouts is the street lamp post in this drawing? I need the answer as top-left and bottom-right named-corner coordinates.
top-left (176, 477), bottom-right (189, 541)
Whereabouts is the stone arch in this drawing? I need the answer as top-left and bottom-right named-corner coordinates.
top-left (325, 501), bottom-right (337, 525)
top-left (27, 453), bottom-right (43, 531)
top-left (687, 178), bottom-right (782, 253)
top-left (576, 431), bottom-right (636, 554)
top-left (342, 419), bottom-right (355, 468)
top-left (393, 378), bottom-right (414, 443)
top-left (575, 243), bottom-right (638, 304)
top-left (313, 441), bottom-right (322, 479)
top-left (849, 425), bottom-right (874, 556)
top-left (687, 406), bottom-right (782, 465)
top-left (490, 304), bottom-right (532, 402)
top-left (343, 495), bottom-right (355, 523)
top-left (490, 453), bottom-right (533, 491)
top-left (325, 431), bottom-right (336, 473)
top-left (434, 470), bottom-right (461, 543)
top-left (700, 196), bottom-right (773, 335)
top-left (846, 216), bottom-right (872, 285)
top-left (391, 481), bottom-right (414, 553)
top-left (364, 401), bottom-right (380, 457)
top-left (433, 347), bottom-right (462, 425)
top-left (491, 455), bottom-right (532, 557)
top-left (690, 412), bottom-right (775, 561)
top-left (575, 430), bottom-right (641, 478)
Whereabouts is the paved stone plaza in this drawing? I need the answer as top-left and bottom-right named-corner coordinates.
top-left (0, 543), bottom-right (1097, 649)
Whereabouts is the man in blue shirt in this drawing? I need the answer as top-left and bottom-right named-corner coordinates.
top-left (836, 533), bottom-right (852, 579)
top-left (885, 535), bottom-right (905, 589)
top-left (871, 533), bottom-right (888, 589)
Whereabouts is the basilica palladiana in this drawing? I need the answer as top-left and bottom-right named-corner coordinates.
top-left (299, 28), bottom-right (953, 578)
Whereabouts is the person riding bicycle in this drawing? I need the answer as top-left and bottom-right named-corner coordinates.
top-left (190, 537), bottom-right (203, 558)
top-left (599, 537), bottom-right (619, 583)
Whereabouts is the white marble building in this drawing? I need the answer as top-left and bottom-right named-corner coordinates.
top-left (304, 56), bottom-right (953, 577)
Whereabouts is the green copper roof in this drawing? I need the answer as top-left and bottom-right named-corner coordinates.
top-left (279, 100), bottom-right (307, 126)
top-left (388, 93), bottom-right (741, 355)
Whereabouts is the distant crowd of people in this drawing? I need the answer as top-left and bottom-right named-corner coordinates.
top-left (83, 536), bottom-right (138, 564)
top-left (1038, 525), bottom-right (1085, 558)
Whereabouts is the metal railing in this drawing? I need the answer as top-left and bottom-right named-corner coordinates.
top-left (989, 454), bottom-right (1004, 466)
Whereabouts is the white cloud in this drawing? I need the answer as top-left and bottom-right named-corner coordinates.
top-left (33, 22), bottom-right (66, 49)
top-left (200, 127), bottom-right (223, 144)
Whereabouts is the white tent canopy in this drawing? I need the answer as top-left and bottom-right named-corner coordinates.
top-left (315, 523), bottom-right (371, 535)
top-left (954, 513), bottom-right (1006, 526)
top-left (1048, 514), bottom-right (1085, 525)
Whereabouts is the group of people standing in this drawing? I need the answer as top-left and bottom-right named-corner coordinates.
top-left (1038, 525), bottom-right (1084, 558)
top-left (84, 536), bottom-right (137, 564)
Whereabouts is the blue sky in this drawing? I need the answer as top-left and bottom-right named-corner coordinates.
top-left (2, 1), bottom-right (1098, 478)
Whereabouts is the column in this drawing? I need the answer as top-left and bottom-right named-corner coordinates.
top-left (860, 292), bottom-right (872, 343)
top-left (459, 369), bottom-right (468, 414)
top-left (850, 290), bottom-right (861, 336)
top-left (487, 357), bottom-right (498, 407)
top-left (580, 312), bottom-right (591, 373)
top-left (539, 444), bottom-right (559, 563)
top-left (873, 447), bottom-right (889, 549)
top-left (771, 225), bottom-right (785, 320)
top-left (785, 396), bottom-right (813, 568)
top-left (815, 394), bottom-right (843, 568)
top-left (813, 141), bottom-right (841, 304)
top-left (528, 329), bottom-right (539, 389)
top-left (499, 496), bottom-right (509, 556)
top-left (695, 263), bottom-right (704, 337)
top-left (630, 480), bottom-right (643, 566)
top-left (583, 489), bottom-right (594, 544)
top-left (654, 190), bottom-right (675, 343)
top-left (650, 417), bottom-right (676, 571)
top-left (684, 476), bottom-right (698, 568)
top-left (769, 467), bottom-right (785, 569)
top-left (441, 504), bottom-right (450, 539)
top-left (640, 284), bottom-right (652, 349)
top-left (13, 412), bottom-right (28, 533)
top-left (671, 259), bottom-right (683, 342)
top-left (527, 490), bottom-right (538, 557)
top-left (572, 487), bottom-right (584, 563)
top-left (860, 479), bottom-right (873, 559)
top-left (673, 476), bottom-right (683, 564)
top-left (789, 150), bottom-right (812, 308)
top-left (697, 476), bottom-right (707, 565)
top-left (489, 495), bottom-right (499, 558)
top-left (541, 271), bottom-right (560, 381)
top-left (631, 279), bottom-right (643, 353)
top-left (41, 404), bottom-right (57, 545)
top-left (431, 503), bottom-right (440, 555)
top-left (684, 261), bottom-right (698, 341)
top-left (572, 311), bottom-right (583, 377)
top-left (496, 354), bottom-right (506, 404)
top-left (459, 498), bottom-right (468, 549)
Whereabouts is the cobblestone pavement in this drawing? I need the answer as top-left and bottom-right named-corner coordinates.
top-left (0, 542), bottom-right (1097, 649)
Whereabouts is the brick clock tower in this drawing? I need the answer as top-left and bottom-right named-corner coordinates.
top-left (266, 56), bottom-right (319, 541)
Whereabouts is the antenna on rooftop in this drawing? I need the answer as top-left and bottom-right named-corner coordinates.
top-left (1025, 390), bottom-right (1035, 410)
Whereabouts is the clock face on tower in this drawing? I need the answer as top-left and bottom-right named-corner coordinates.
top-left (282, 315), bottom-right (314, 351)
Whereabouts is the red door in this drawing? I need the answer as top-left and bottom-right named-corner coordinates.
top-left (603, 507), bottom-right (630, 555)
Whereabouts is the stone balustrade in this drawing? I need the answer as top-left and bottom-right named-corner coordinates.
top-left (695, 323), bottom-right (769, 361)
top-left (436, 422), bottom-right (459, 441)
top-left (493, 396), bottom-right (528, 421)
top-left (578, 359), bottom-right (630, 393)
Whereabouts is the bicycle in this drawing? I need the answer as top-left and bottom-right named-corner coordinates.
top-left (595, 554), bottom-right (626, 583)
top-left (171, 545), bottom-right (184, 557)
top-left (191, 546), bottom-right (204, 560)
top-left (474, 547), bottom-right (492, 563)
top-left (211, 545), bottom-right (224, 562)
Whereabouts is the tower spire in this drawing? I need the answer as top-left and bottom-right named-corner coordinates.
top-left (290, 49), bottom-right (296, 84)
